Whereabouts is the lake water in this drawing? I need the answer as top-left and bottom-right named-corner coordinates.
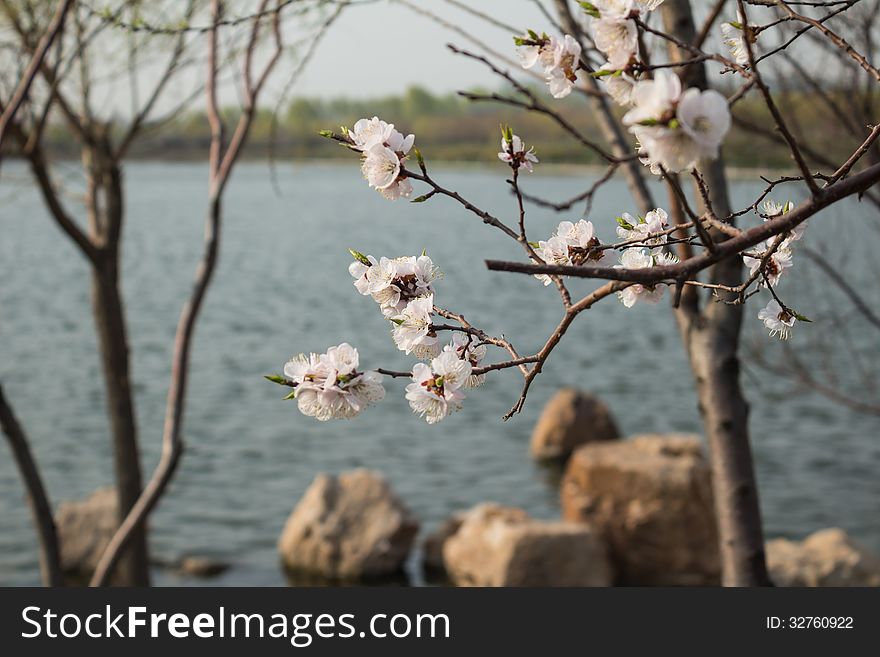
top-left (1, 160), bottom-right (878, 586)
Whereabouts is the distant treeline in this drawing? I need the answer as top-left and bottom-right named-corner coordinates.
top-left (26, 85), bottom-right (865, 169)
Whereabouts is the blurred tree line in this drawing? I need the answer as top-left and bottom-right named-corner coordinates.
top-left (14, 84), bottom-right (869, 169)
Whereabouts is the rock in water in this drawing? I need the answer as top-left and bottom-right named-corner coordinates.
top-left (442, 503), bottom-right (612, 586)
top-left (55, 487), bottom-right (119, 583)
top-left (530, 388), bottom-right (620, 462)
top-left (178, 556), bottom-right (230, 578)
top-left (422, 513), bottom-right (465, 573)
top-left (278, 469), bottom-right (419, 580)
top-left (766, 528), bottom-right (880, 587)
top-left (561, 434), bottom-right (720, 585)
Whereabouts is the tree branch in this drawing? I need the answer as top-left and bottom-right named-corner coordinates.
top-left (0, 384), bottom-right (63, 586)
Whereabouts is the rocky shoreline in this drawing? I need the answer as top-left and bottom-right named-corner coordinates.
top-left (55, 388), bottom-right (880, 587)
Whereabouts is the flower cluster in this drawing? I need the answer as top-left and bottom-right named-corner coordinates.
top-left (498, 131), bottom-right (539, 172)
top-left (281, 343), bottom-right (385, 420)
top-left (614, 208), bottom-right (678, 307)
top-left (405, 350), bottom-right (472, 424)
top-left (622, 70), bottom-right (731, 173)
top-left (346, 250), bottom-right (490, 423)
top-left (586, 1), bottom-right (665, 105)
top-left (348, 117), bottom-right (415, 200)
top-left (589, 1), bottom-right (639, 71)
top-left (746, 199), bottom-right (808, 340)
top-left (349, 252), bottom-right (438, 317)
top-left (534, 219), bottom-right (612, 286)
top-left (348, 252), bottom-right (442, 358)
top-left (616, 207), bottom-right (670, 250)
top-left (391, 295), bottom-right (441, 360)
top-left (517, 32), bottom-right (582, 99)
top-left (743, 199), bottom-right (803, 289)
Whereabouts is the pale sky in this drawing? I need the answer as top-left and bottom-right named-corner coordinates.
top-left (71, 0), bottom-right (747, 116)
top-left (290, 1), bottom-right (550, 97)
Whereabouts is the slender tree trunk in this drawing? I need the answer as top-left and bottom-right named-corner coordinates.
top-left (90, 264), bottom-right (150, 586)
top-left (661, 0), bottom-right (772, 586)
top-left (0, 385), bottom-right (64, 586)
top-left (84, 133), bottom-right (151, 586)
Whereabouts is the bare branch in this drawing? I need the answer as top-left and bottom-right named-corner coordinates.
top-left (0, 384), bottom-right (63, 586)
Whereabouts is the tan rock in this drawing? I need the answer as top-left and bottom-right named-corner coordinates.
top-left (55, 487), bottom-right (119, 582)
top-left (278, 469), bottom-right (419, 580)
top-left (442, 503), bottom-right (612, 586)
top-left (561, 434), bottom-right (719, 585)
top-left (178, 556), bottom-right (229, 578)
top-left (766, 528), bottom-right (880, 587)
top-left (530, 388), bottom-right (620, 461)
top-left (422, 513), bottom-right (465, 573)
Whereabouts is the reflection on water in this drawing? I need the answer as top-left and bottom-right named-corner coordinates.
top-left (1, 161), bottom-right (878, 586)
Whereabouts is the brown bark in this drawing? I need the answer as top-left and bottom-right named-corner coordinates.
top-left (90, 265), bottom-right (150, 586)
top-left (83, 130), bottom-right (150, 586)
top-left (90, 0), bottom-right (284, 586)
top-left (660, 0), bottom-right (772, 586)
top-left (0, 385), bottom-right (64, 586)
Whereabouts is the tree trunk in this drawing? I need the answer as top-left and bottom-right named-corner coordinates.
top-left (90, 264), bottom-right (150, 586)
top-left (85, 133), bottom-right (151, 586)
top-left (0, 385), bottom-right (64, 586)
top-left (661, 0), bottom-right (772, 586)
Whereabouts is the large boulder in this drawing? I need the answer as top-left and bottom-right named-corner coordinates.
top-left (561, 434), bottom-right (719, 585)
top-left (766, 528), bottom-right (880, 587)
top-left (55, 487), bottom-right (119, 582)
top-left (530, 389), bottom-right (620, 461)
top-left (442, 503), bottom-right (612, 587)
top-left (278, 469), bottom-right (419, 580)
top-left (422, 513), bottom-right (465, 573)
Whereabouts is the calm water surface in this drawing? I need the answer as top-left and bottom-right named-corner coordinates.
top-left (1, 160), bottom-right (878, 586)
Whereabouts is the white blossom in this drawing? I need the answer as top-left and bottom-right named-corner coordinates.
top-left (447, 333), bottom-right (488, 388)
top-left (518, 34), bottom-right (582, 99)
top-left (591, 17), bottom-right (638, 70)
top-left (379, 177), bottom-right (413, 201)
top-left (615, 247), bottom-right (667, 307)
top-left (348, 256), bottom-right (377, 296)
top-left (721, 22), bottom-right (749, 66)
top-left (547, 35), bottom-right (582, 98)
top-left (405, 350), bottom-right (472, 424)
top-left (348, 117), bottom-right (395, 151)
top-left (362, 144), bottom-right (402, 190)
top-left (282, 343), bottom-right (385, 421)
top-left (758, 299), bottom-right (795, 340)
top-left (517, 33), bottom-right (556, 70)
top-left (593, 0), bottom-right (635, 19)
top-left (498, 134), bottom-right (539, 172)
top-left (624, 71), bottom-right (730, 173)
top-left (616, 208), bottom-right (670, 255)
top-left (721, 10), bottom-right (755, 67)
top-left (676, 88), bottom-right (731, 159)
top-left (601, 68), bottom-right (637, 106)
top-left (351, 116), bottom-right (415, 200)
top-left (635, 0), bottom-right (665, 11)
top-left (623, 69), bottom-right (681, 124)
top-left (534, 219), bottom-right (612, 286)
top-left (391, 295), bottom-right (441, 359)
top-left (743, 239), bottom-right (793, 288)
top-left (761, 199), bottom-right (806, 242)
top-left (350, 254), bottom-right (438, 317)
top-left (534, 235), bottom-right (571, 286)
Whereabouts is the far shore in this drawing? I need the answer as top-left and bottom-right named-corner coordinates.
top-left (1, 153), bottom-right (798, 181)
